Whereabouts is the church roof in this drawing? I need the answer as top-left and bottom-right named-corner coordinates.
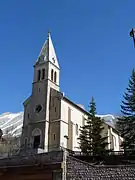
top-left (23, 96), bottom-right (31, 106)
top-left (35, 32), bottom-right (59, 68)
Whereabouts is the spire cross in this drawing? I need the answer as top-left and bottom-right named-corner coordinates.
top-left (48, 30), bottom-right (51, 38)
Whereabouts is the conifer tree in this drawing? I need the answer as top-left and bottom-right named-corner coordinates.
top-left (117, 69), bottom-right (135, 150)
top-left (78, 125), bottom-right (88, 154)
top-left (78, 97), bottom-right (108, 155)
top-left (87, 97), bottom-right (108, 155)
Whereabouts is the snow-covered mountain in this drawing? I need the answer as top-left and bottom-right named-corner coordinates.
top-left (0, 112), bottom-right (23, 137)
top-left (0, 112), bottom-right (117, 137)
top-left (97, 114), bottom-right (118, 128)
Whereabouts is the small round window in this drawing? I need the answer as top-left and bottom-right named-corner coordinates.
top-left (35, 105), bottom-right (42, 113)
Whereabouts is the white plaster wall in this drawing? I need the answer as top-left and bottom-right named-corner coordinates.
top-left (60, 99), bottom-right (123, 152)
top-left (60, 99), bottom-right (88, 151)
top-left (110, 128), bottom-right (120, 151)
top-left (59, 97), bottom-right (123, 153)
top-left (60, 121), bottom-right (68, 148)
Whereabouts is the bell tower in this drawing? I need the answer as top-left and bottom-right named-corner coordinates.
top-left (33, 31), bottom-right (60, 89)
top-left (21, 32), bottom-right (60, 152)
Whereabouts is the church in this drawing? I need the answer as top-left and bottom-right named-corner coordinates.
top-left (21, 32), bottom-right (123, 153)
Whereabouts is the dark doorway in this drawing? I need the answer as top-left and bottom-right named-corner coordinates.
top-left (33, 135), bottom-right (40, 149)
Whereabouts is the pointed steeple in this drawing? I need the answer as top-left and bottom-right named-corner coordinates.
top-left (36, 32), bottom-right (59, 68)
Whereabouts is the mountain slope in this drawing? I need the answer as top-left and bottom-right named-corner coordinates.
top-left (0, 112), bottom-right (23, 137)
top-left (0, 112), bottom-right (117, 137)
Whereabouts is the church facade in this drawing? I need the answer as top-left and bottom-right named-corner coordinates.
top-left (21, 32), bottom-right (123, 153)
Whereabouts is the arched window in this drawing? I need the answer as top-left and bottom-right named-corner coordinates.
top-left (54, 71), bottom-right (57, 83)
top-left (37, 70), bottom-right (41, 81)
top-left (42, 69), bottom-right (45, 79)
top-left (51, 69), bottom-right (54, 81)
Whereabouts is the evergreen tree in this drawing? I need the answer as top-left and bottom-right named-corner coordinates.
top-left (78, 97), bottom-right (108, 155)
top-left (87, 97), bottom-right (108, 155)
top-left (117, 69), bottom-right (135, 150)
top-left (78, 125), bottom-right (88, 154)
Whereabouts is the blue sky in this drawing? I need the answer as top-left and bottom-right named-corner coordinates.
top-left (0, 0), bottom-right (135, 115)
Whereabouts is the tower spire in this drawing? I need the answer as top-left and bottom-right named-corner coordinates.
top-left (36, 32), bottom-right (59, 69)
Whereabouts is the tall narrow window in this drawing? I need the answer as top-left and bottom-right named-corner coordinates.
top-left (55, 107), bottom-right (57, 112)
top-left (38, 70), bottom-right (41, 81)
top-left (54, 134), bottom-right (56, 140)
top-left (24, 138), bottom-right (28, 151)
top-left (51, 69), bottom-right (54, 81)
top-left (54, 71), bottom-right (57, 83)
top-left (76, 124), bottom-right (78, 135)
top-left (42, 69), bottom-right (45, 79)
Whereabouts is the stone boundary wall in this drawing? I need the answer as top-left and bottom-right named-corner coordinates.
top-left (0, 150), bottom-right (63, 167)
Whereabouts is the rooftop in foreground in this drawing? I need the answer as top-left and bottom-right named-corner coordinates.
top-left (0, 150), bottom-right (135, 179)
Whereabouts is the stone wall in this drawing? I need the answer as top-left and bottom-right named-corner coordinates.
top-left (0, 151), bottom-right (63, 180)
top-left (0, 150), bottom-right (63, 167)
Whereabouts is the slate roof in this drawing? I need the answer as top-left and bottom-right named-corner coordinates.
top-left (35, 32), bottom-right (59, 68)
top-left (66, 155), bottom-right (135, 179)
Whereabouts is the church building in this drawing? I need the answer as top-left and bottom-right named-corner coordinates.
top-left (21, 32), bottom-right (123, 153)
